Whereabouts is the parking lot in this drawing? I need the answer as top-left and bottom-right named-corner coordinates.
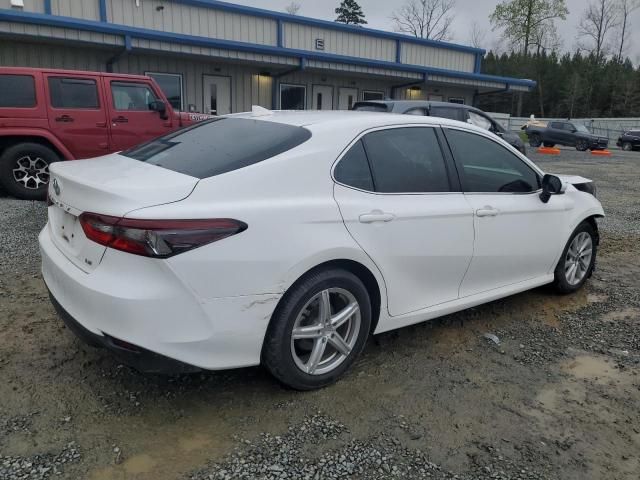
top-left (0, 147), bottom-right (638, 480)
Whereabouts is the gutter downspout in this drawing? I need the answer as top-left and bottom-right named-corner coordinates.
top-left (106, 35), bottom-right (132, 73)
top-left (391, 72), bottom-right (427, 100)
top-left (472, 83), bottom-right (510, 107)
top-left (271, 57), bottom-right (306, 110)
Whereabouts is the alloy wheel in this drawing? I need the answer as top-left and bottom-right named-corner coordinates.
top-left (13, 155), bottom-right (50, 190)
top-left (622, 142), bottom-right (632, 151)
top-left (290, 288), bottom-right (361, 376)
top-left (564, 232), bottom-right (593, 286)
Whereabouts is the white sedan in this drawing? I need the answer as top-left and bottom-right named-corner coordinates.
top-left (40, 110), bottom-right (604, 390)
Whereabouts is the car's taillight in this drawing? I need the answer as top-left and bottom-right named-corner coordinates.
top-left (79, 213), bottom-right (247, 258)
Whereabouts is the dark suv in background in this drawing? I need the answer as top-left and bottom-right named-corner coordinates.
top-left (352, 100), bottom-right (527, 154)
top-left (617, 130), bottom-right (640, 151)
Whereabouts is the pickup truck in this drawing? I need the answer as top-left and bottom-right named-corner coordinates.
top-left (0, 67), bottom-right (213, 200)
top-left (524, 120), bottom-right (608, 152)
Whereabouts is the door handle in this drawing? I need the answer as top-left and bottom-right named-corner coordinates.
top-left (55, 115), bottom-right (74, 123)
top-left (359, 210), bottom-right (395, 224)
top-left (112, 116), bottom-right (129, 124)
top-left (476, 207), bottom-right (500, 217)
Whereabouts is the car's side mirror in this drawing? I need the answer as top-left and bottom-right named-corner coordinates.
top-left (149, 100), bottom-right (168, 119)
top-left (540, 174), bottom-right (564, 203)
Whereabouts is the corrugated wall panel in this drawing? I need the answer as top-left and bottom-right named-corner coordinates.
top-left (0, 40), bottom-right (111, 71)
top-left (305, 59), bottom-right (421, 80)
top-left (402, 43), bottom-right (475, 72)
top-left (52, 0), bottom-right (100, 20)
top-left (0, 0), bottom-right (44, 12)
top-left (107, 0), bottom-right (277, 45)
top-left (0, 20), bottom-right (124, 45)
top-left (430, 74), bottom-right (504, 89)
top-left (283, 23), bottom-right (396, 62)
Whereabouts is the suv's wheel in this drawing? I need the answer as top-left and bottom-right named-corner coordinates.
top-left (0, 143), bottom-right (59, 200)
top-left (529, 134), bottom-right (542, 147)
top-left (622, 142), bottom-right (633, 152)
top-left (576, 139), bottom-right (589, 152)
top-left (553, 222), bottom-right (597, 294)
top-left (543, 142), bottom-right (555, 148)
top-left (262, 268), bottom-right (371, 390)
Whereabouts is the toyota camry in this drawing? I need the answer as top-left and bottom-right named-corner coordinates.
top-left (40, 109), bottom-right (604, 390)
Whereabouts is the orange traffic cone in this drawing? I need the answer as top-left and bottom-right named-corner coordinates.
top-left (591, 149), bottom-right (612, 156)
top-left (537, 147), bottom-right (561, 155)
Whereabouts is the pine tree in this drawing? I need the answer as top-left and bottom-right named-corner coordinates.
top-left (335, 0), bottom-right (367, 25)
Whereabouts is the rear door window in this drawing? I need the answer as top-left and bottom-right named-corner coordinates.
top-left (334, 140), bottom-right (374, 191)
top-left (123, 118), bottom-right (312, 179)
top-left (48, 77), bottom-right (100, 109)
top-left (0, 74), bottom-right (36, 108)
top-left (362, 127), bottom-right (450, 193)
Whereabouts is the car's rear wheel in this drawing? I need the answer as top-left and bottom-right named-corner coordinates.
top-left (0, 143), bottom-right (60, 200)
top-left (622, 142), bottom-right (633, 152)
top-left (529, 134), bottom-right (542, 147)
top-left (262, 268), bottom-right (371, 390)
top-left (553, 222), bottom-right (597, 294)
top-left (576, 139), bottom-right (589, 152)
top-left (543, 142), bottom-right (555, 148)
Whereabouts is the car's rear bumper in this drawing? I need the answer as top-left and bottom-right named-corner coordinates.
top-left (39, 225), bottom-right (281, 371)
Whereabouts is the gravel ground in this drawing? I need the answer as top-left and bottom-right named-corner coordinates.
top-left (0, 147), bottom-right (639, 480)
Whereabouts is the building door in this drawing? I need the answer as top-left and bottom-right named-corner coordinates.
top-left (312, 85), bottom-right (334, 110)
top-left (338, 88), bottom-right (358, 110)
top-left (203, 75), bottom-right (231, 115)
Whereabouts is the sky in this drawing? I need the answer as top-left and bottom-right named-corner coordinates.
top-left (229, 0), bottom-right (640, 62)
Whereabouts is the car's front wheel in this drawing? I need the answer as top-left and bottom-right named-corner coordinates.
top-left (529, 134), bottom-right (542, 147)
top-left (553, 221), bottom-right (597, 293)
top-left (622, 142), bottom-right (633, 152)
top-left (262, 268), bottom-right (371, 390)
top-left (576, 139), bottom-right (589, 151)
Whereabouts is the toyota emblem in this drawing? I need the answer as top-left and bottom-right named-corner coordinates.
top-left (52, 178), bottom-right (61, 196)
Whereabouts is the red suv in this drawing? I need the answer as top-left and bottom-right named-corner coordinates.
top-left (0, 68), bottom-right (211, 200)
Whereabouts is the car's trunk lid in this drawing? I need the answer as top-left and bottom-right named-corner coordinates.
top-left (47, 153), bottom-right (199, 273)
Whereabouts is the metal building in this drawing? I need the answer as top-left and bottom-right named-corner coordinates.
top-left (0, 0), bottom-right (535, 114)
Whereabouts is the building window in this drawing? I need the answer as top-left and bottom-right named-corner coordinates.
top-left (48, 77), bottom-right (99, 109)
top-left (146, 72), bottom-right (183, 111)
top-left (280, 84), bottom-right (306, 110)
top-left (449, 97), bottom-right (465, 104)
top-left (362, 90), bottom-right (385, 101)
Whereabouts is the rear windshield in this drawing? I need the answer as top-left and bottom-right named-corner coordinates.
top-left (352, 102), bottom-right (390, 112)
top-left (0, 74), bottom-right (36, 108)
top-left (123, 118), bottom-right (312, 179)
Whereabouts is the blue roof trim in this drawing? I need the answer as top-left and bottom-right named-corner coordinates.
top-left (157, 0), bottom-right (486, 56)
top-left (0, 9), bottom-right (535, 89)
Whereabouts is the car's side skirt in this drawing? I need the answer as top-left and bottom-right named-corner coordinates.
top-left (374, 274), bottom-right (554, 334)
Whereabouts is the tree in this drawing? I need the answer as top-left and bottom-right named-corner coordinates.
top-left (285, 2), bottom-right (301, 15)
top-left (490, 0), bottom-right (569, 55)
top-left (468, 21), bottom-right (487, 49)
top-left (335, 0), bottom-right (367, 25)
top-left (578, 0), bottom-right (619, 61)
top-left (391, 0), bottom-right (456, 41)
top-left (614, 0), bottom-right (639, 63)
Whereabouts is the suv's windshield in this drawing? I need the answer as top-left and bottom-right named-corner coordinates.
top-left (123, 118), bottom-right (312, 179)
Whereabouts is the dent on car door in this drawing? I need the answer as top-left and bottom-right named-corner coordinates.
top-left (443, 128), bottom-right (570, 297)
top-left (333, 126), bottom-right (474, 316)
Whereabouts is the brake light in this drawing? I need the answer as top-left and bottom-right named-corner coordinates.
top-left (79, 213), bottom-right (247, 258)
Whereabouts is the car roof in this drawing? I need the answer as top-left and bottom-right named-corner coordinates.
top-left (231, 109), bottom-right (464, 128)
top-left (354, 99), bottom-right (480, 112)
top-left (0, 66), bottom-right (152, 81)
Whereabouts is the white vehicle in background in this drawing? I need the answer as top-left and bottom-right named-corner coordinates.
top-left (40, 109), bottom-right (604, 390)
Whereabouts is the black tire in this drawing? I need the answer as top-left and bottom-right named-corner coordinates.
top-left (543, 142), bottom-right (555, 148)
top-left (0, 143), bottom-right (59, 200)
top-left (529, 134), bottom-right (542, 148)
top-left (552, 221), bottom-right (598, 294)
top-left (576, 139), bottom-right (589, 152)
top-left (262, 268), bottom-right (372, 390)
top-left (622, 142), bottom-right (632, 152)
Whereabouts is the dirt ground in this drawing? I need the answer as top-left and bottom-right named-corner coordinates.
top-left (1, 148), bottom-right (639, 479)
